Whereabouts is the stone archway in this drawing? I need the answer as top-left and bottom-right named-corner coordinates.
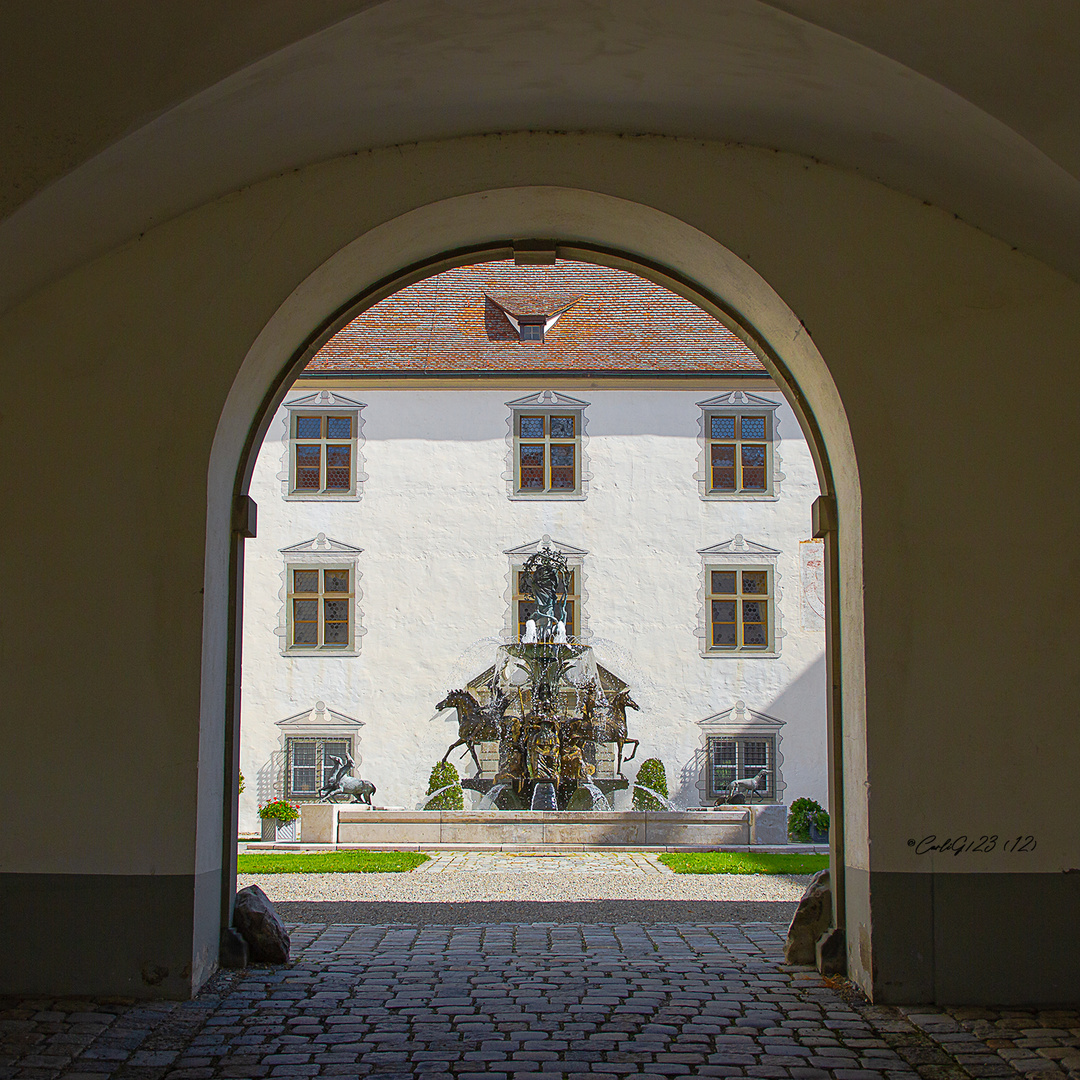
top-left (207, 186), bottom-right (865, 988)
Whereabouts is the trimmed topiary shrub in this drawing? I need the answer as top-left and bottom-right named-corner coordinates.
top-left (425, 760), bottom-right (464, 810)
top-left (788, 797), bottom-right (830, 842)
top-left (633, 758), bottom-right (669, 810)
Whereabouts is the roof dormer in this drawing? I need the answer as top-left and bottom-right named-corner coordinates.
top-left (484, 288), bottom-right (583, 343)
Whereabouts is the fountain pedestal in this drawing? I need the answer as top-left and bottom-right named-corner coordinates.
top-left (296, 803), bottom-right (789, 847)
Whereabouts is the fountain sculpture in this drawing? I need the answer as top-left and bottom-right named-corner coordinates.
top-left (436, 547), bottom-right (640, 811)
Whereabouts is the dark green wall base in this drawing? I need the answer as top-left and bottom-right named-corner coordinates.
top-left (851, 869), bottom-right (1080, 1005)
top-left (0, 871), bottom-right (219, 999)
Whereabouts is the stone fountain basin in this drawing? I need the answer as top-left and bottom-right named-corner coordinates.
top-left (299, 804), bottom-right (788, 847)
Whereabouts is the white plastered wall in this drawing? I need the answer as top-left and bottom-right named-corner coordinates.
top-left (239, 383), bottom-right (827, 823)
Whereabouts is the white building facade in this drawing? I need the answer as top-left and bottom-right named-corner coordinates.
top-left (239, 262), bottom-right (826, 830)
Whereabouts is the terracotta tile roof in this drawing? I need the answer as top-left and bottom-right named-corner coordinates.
top-left (304, 260), bottom-right (766, 374)
top-left (484, 288), bottom-right (584, 319)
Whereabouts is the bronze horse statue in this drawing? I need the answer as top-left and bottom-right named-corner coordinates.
top-left (608, 688), bottom-right (641, 776)
top-left (581, 682), bottom-right (640, 777)
top-left (437, 688), bottom-right (509, 773)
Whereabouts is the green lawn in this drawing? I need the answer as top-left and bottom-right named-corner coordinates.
top-left (237, 850), bottom-right (430, 874)
top-left (658, 851), bottom-right (828, 875)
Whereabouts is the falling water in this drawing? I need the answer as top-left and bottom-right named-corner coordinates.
top-left (631, 784), bottom-right (679, 811)
top-left (416, 784), bottom-right (462, 810)
top-left (530, 781), bottom-right (559, 811)
top-left (586, 638), bottom-right (642, 686)
top-left (446, 637), bottom-right (506, 688)
top-left (577, 781), bottom-right (612, 811)
top-left (433, 592), bottom-right (646, 813)
top-left (477, 783), bottom-right (511, 810)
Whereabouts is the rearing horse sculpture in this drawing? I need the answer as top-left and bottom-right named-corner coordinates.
top-left (437, 688), bottom-right (508, 773)
top-left (581, 682), bottom-right (640, 777)
top-left (608, 688), bottom-right (640, 776)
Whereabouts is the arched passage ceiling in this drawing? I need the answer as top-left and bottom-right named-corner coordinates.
top-left (3, 0), bottom-right (1079, 311)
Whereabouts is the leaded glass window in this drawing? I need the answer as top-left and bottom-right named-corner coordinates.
top-left (707, 568), bottom-right (772, 651)
top-left (706, 735), bottom-right (776, 801)
top-left (289, 739), bottom-right (318, 795)
top-left (707, 412), bottom-right (770, 493)
top-left (285, 737), bottom-right (354, 800)
top-left (291, 413), bottom-right (355, 494)
top-left (288, 567), bottom-right (353, 649)
top-left (514, 411), bottom-right (580, 494)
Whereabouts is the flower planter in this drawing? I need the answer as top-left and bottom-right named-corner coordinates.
top-left (261, 818), bottom-right (297, 842)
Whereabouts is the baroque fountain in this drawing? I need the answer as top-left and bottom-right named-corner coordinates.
top-left (295, 544), bottom-right (788, 846)
top-left (435, 546), bottom-right (639, 812)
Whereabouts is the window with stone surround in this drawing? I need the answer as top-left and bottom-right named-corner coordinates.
top-left (285, 736), bottom-right (353, 799)
top-left (698, 536), bottom-right (782, 656)
top-left (514, 566), bottom-right (580, 640)
top-left (288, 567), bottom-right (352, 648)
top-left (517, 412), bottom-right (577, 492)
top-left (275, 702), bottom-right (365, 802)
top-left (504, 537), bottom-right (589, 643)
top-left (697, 392), bottom-right (781, 500)
top-left (708, 413), bottom-right (767, 491)
top-left (283, 391), bottom-right (365, 500)
top-left (280, 535), bottom-right (363, 655)
top-left (292, 413), bottom-right (354, 493)
top-left (706, 734), bottom-right (777, 801)
top-left (707, 568), bottom-right (772, 651)
top-left (697, 702), bottom-right (785, 805)
top-left (506, 391), bottom-right (588, 499)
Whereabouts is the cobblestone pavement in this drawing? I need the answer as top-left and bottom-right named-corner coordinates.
top-left (899, 1007), bottom-right (1080, 1080)
top-left (4, 920), bottom-right (1078, 1080)
top-left (414, 852), bottom-right (674, 874)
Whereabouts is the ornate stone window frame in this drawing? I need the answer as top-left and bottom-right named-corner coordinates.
top-left (695, 391), bottom-right (784, 501)
top-left (276, 701), bottom-right (365, 802)
top-left (279, 390), bottom-right (367, 501)
top-left (504, 390), bottom-right (591, 501)
top-left (503, 536), bottom-right (590, 643)
top-left (278, 534), bottom-right (365, 656)
top-left (695, 700), bottom-right (786, 805)
top-left (697, 535), bottom-right (783, 657)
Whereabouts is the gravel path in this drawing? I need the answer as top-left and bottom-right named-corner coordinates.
top-left (237, 869), bottom-right (808, 925)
